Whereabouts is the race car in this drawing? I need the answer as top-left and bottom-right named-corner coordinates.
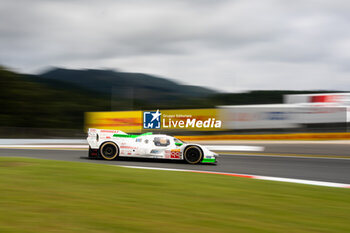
top-left (87, 128), bottom-right (217, 164)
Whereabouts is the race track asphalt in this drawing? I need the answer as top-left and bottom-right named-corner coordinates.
top-left (0, 148), bottom-right (349, 184)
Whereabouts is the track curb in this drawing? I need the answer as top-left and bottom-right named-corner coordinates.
top-left (119, 165), bottom-right (350, 189)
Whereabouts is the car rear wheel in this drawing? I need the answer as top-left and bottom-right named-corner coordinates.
top-left (88, 146), bottom-right (93, 158)
top-left (100, 142), bottom-right (119, 160)
top-left (184, 146), bottom-right (203, 164)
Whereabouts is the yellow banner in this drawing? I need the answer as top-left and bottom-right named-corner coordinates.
top-left (85, 111), bottom-right (142, 133)
top-left (85, 108), bottom-right (221, 133)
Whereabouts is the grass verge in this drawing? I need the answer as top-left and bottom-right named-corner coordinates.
top-left (0, 157), bottom-right (349, 233)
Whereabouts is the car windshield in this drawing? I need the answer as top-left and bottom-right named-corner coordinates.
top-left (153, 137), bottom-right (170, 147)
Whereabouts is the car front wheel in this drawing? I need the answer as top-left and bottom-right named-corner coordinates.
top-left (184, 146), bottom-right (203, 164)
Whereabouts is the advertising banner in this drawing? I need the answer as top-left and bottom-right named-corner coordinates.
top-left (85, 108), bottom-right (222, 133)
top-left (295, 106), bottom-right (347, 124)
top-left (218, 105), bottom-right (298, 130)
top-left (219, 105), bottom-right (348, 130)
top-left (284, 93), bottom-right (350, 105)
top-left (85, 111), bottom-right (142, 133)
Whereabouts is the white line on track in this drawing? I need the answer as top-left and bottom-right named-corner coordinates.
top-left (0, 145), bottom-right (88, 149)
top-left (118, 165), bottom-right (350, 189)
top-left (204, 145), bottom-right (264, 151)
top-left (221, 153), bottom-right (350, 160)
top-left (0, 139), bottom-right (86, 145)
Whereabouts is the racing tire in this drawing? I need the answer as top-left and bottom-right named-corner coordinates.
top-left (100, 142), bottom-right (119, 160)
top-left (184, 146), bottom-right (203, 164)
top-left (88, 146), bottom-right (93, 158)
top-left (88, 147), bottom-right (99, 159)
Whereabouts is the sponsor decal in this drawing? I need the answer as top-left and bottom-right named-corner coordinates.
top-left (151, 149), bottom-right (161, 154)
top-left (170, 149), bottom-right (181, 159)
top-left (101, 130), bottom-right (119, 133)
top-left (120, 146), bottom-right (137, 149)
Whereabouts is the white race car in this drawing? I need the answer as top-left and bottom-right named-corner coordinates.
top-left (87, 128), bottom-right (217, 164)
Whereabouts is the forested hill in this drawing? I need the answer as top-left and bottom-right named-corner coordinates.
top-left (38, 68), bottom-right (216, 101)
top-left (0, 67), bottom-right (109, 129)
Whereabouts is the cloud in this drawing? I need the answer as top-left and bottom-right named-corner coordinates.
top-left (1, 0), bottom-right (350, 92)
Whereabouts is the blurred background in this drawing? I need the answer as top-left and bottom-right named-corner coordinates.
top-left (0, 66), bottom-right (349, 138)
top-left (1, 0), bottom-right (350, 138)
top-left (2, 2), bottom-right (350, 233)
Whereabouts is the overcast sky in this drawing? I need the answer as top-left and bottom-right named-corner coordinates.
top-left (1, 0), bottom-right (350, 92)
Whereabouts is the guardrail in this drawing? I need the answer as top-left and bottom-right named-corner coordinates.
top-left (0, 139), bottom-right (86, 145)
